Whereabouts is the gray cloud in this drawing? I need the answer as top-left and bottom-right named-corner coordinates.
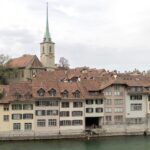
top-left (0, 0), bottom-right (150, 72)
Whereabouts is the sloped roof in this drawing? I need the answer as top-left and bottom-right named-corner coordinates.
top-left (5, 54), bottom-right (43, 68)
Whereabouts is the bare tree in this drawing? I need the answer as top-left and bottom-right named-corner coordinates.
top-left (59, 57), bottom-right (70, 68)
top-left (0, 54), bottom-right (9, 65)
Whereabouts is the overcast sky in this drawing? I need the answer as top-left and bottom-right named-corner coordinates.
top-left (0, 0), bottom-right (150, 72)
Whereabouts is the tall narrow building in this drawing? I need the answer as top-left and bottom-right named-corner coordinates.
top-left (40, 3), bottom-right (55, 70)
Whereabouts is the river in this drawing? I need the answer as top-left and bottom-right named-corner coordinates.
top-left (0, 136), bottom-right (150, 150)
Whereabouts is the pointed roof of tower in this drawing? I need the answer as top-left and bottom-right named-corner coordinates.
top-left (44, 2), bottom-right (51, 42)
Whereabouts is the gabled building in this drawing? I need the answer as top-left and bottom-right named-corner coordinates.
top-left (5, 54), bottom-right (45, 82)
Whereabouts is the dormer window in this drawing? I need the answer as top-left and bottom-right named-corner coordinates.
top-left (48, 88), bottom-right (56, 97)
top-left (37, 88), bottom-right (45, 97)
top-left (62, 90), bottom-right (68, 98)
top-left (73, 90), bottom-right (80, 98)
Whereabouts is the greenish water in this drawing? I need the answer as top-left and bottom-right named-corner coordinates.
top-left (0, 136), bottom-right (150, 150)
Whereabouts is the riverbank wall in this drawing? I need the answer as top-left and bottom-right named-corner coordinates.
top-left (0, 124), bottom-right (150, 141)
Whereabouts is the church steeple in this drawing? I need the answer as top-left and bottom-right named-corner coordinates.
top-left (40, 2), bottom-right (55, 70)
top-left (44, 2), bottom-right (51, 42)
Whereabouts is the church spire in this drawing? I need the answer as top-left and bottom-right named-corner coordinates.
top-left (44, 2), bottom-right (51, 42)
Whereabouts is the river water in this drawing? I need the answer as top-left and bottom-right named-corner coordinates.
top-left (0, 136), bottom-right (150, 150)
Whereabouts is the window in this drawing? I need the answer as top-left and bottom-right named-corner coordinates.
top-left (48, 89), bottom-right (56, 97)
top-left (72, 111), bottom-right (83, 116)
top-left (114, 99), bottom-right (123, 105)
top-left (86, 100), bottom-right (93, 105)
top-left (105, 108), bottom-right (112, 113)
top-left (48, 119), bottom-right (57, 126)
top-left (86, 108), bottom-right (93, 113)
top-left (24, 123), bottom-right (32, 130)
top-left (105, 116), bottom-right (112, 122)
top-left (49, 101), bottom-right (58, 106)
top-left (23, 104), bottom-right (33, 110)
top-left (13, 123), bottom-right (21, 130)
top-left (114, 115), bottom-right (123, 123)
top-left (61, 90), bottom-right (68, 98)
top-left (37, 88), bottom-right (45, 96)
top-left (60, 120), bottom-right (71, 126)
top-left (104, 99), bottom-right (112, 105)
top-left (12, 104), bottom-right (22, 110)
top-left (114, 85), bottom-right (120, 91)
top-left (105, 91), bottom-right (112, 96)
top-left (35, 101), bottom-right (48, 106)
top-left (131, 104), bottom-right (142, 111)
top-left (96, 108), bottom-right (103, 113)
top-left (114, 108), bottom-right (123, 113)
top-left (49, 46), bottom-right (51, 53)
top-left (21, 70), bottom-right (24, 78)
top-left (126, 118), bottom-right (143, 124)
top-left (130, 87), bottom-right (142, 92)
top-left (42, 46), bottom-right (44, 53)
top-left (47, 110), bottom-right (58, 116)
top-left (36, 110), bottom-right (46, 116)
top-left (35, 100), bottom-right (58, 106)
top-left (37, 119), bottom-right (46, 127)
top-left (114, 91), bottom-right (120, 96)
top-left (72, 120), bottom-right (82, 126)
top-left (95, 99), bottom-right (103, 104)
top-left (12, 114), bottom-right (22, 120)
top-left (3, 104), bottom-right (9, 111)
top-left (60, 111), bottom-right (69, 117)
top-left (73, 90), bottom-right (80, 98)
top-left (130, 95), bottom-right (142, 100)
top-left (3, 115), bottom-right (9, 121)
top-left (23, 114), bottom-right (33, 119)
top-left (61, 102), bottom-right (69, 108)
top-left (73, 102), bottom-right (82, 108)
top-left (148, 95), bottom-right (150, 101)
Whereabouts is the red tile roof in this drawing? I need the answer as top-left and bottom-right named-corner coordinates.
top-left (5, 54), bottom-right (43, 68)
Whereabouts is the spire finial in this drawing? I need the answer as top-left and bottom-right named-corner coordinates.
top-left (44, 2), bottom-right (51, 42)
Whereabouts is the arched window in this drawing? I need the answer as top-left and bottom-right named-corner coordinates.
top-left (37, 88), bottom-right (45, 96)
top-left (73, 90), bottom-right (80, 98)
top-left (61, 90), bottom-right (68, 98)
top-left (48, 88), bottom-right (56, 97)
